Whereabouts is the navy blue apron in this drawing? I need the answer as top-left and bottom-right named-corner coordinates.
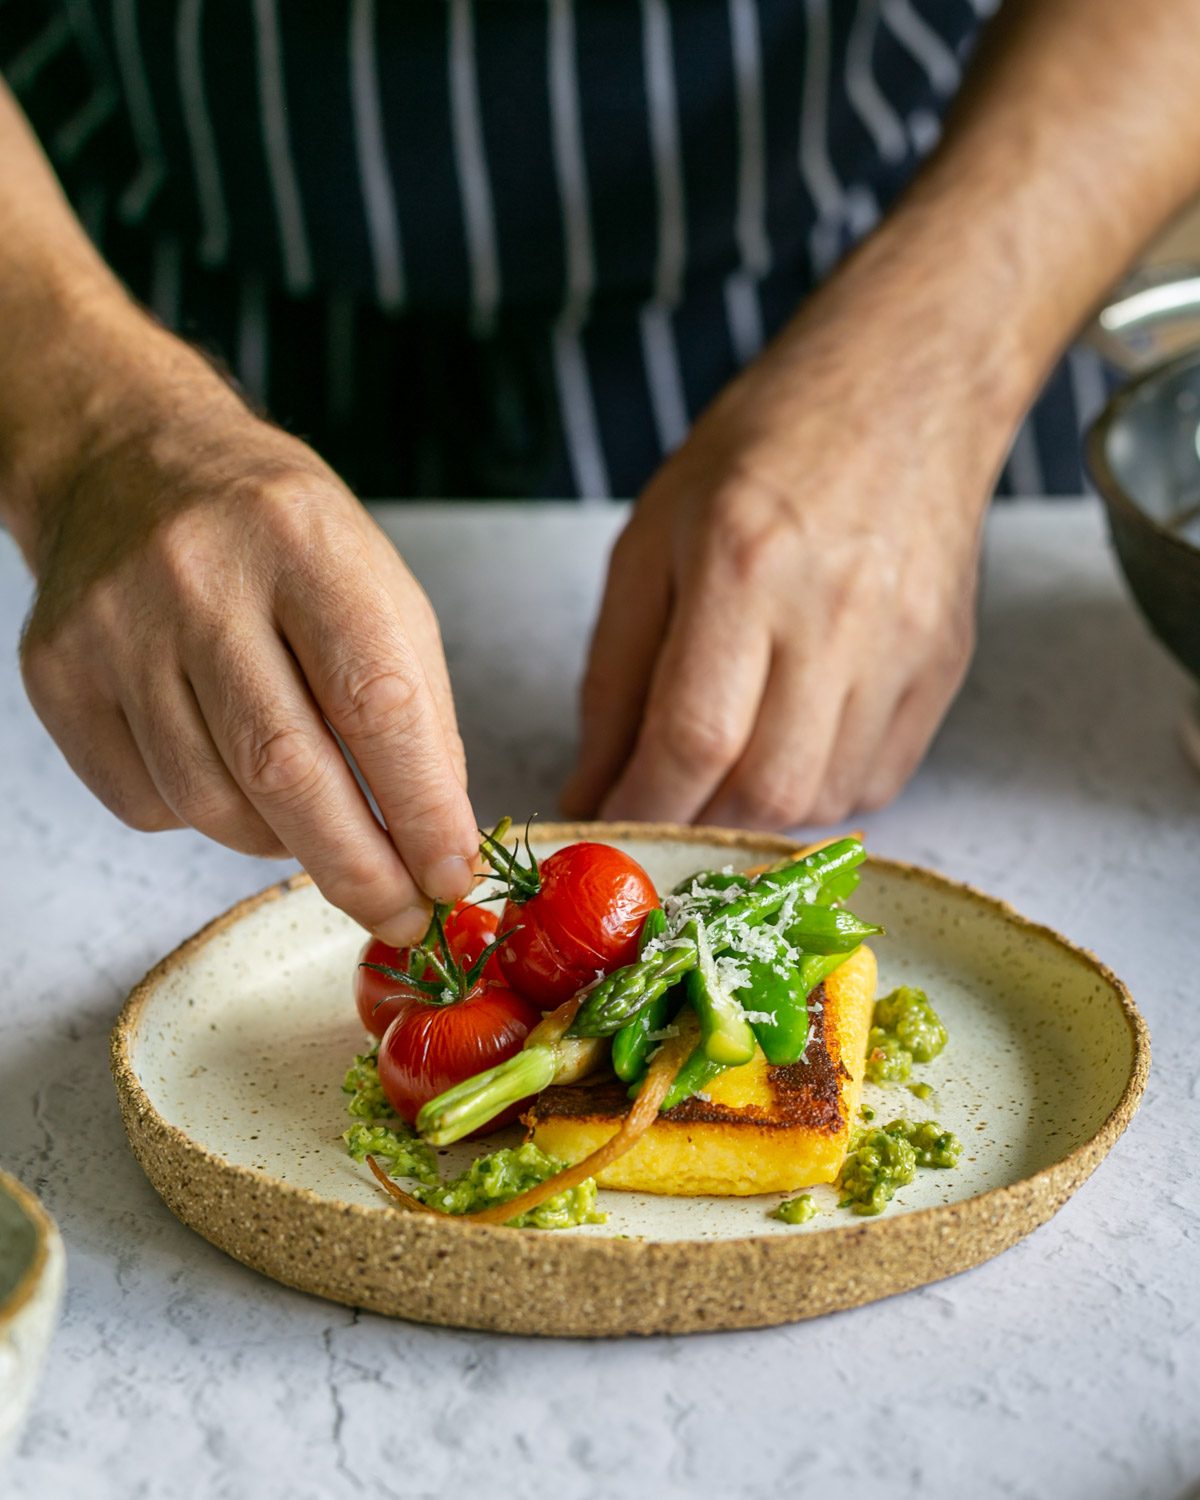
top-left (2, 0), bottom-right (1107, 499)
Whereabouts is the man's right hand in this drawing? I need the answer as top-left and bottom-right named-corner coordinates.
top-left (15, 339), bottom-right (478, 947)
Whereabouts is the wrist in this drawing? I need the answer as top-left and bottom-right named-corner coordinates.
top-left (0, 277), bottom-right (245, 569)
top-left (820, 208), bottom-right (1042, 483)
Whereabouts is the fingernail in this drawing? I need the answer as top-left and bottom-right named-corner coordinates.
top-left (376, 905), bottom-right (432, 948)
top-left (423, 855), bottom-right (474, 903)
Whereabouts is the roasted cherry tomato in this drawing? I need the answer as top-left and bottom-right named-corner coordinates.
top-left (376, 979), bottom-right (541, 1133)
top-left (355, 901), bottom-right (501, 1037)
top-left (496, 841), bottom-right (659, 1008)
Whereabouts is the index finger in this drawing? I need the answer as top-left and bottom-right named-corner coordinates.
top-left (188, 626), bottom-right (439, 946)
top-left (278, 575), bottom-right (479, 905)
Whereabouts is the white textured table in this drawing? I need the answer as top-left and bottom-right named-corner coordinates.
top-left (2, 502), bottom-right (1198, 1500)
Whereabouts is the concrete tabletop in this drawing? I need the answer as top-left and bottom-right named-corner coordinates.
top-left (1, 501), bottom-right (1197, 1500)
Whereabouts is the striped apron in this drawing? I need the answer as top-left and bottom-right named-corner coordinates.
top-left (2, 0), bottom-right (1109, 499)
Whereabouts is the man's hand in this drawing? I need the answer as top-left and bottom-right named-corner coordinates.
top-left (567, 0), bottom-right (1200, 830)
top-left (17, 356), bottom-right (477, 947)
top-left (563, 247), bottom-right (1011, 829)
top-left (0, 82), bottom-right (476, 944)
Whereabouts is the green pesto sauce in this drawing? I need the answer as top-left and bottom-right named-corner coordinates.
top-left (838, 1117), bottom-right (962, 1216)
top-left (859, 1104), bottom-right (876, 1122)
top-left (414, 1143), bottom-right (607, 1230)
top-left (889, 1117), bottom-right (962, 1169)
top-left (907, 1081), bottom-right (933, 1101)
top-left (839, 1127), bottom-right (917, 1215)
top-left (342, 1047), bottom-right (395, 1121)
top-left (344, 1120), bottom-right (440, 1185)
top-left (864, 986), bottom-right (948, 1085)
top-left (772, 1193), bottom-right (817, 1225)
top-left (341, 1049), bottom-right (604, 1231)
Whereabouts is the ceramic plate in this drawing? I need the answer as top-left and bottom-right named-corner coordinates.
top-left (111, 824), bottom-right (1148, 1337)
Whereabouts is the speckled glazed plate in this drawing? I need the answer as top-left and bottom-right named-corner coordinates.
top-left (111, 824), bottom-right (1148, 1337)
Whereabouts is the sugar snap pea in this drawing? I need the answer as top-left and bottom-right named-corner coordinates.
top-left (572, 838), bottom-right (864, 1037)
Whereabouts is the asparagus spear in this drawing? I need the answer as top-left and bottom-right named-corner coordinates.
top-left (415, 999), bottom-right (605, 1146)
top-left (572, 837), bottom-right (865, 1037)
top-left (611, 909), bottom-right (681, 1083)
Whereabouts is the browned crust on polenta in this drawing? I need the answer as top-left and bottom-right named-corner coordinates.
top-left (523, 982), bottom-right (849, 1137)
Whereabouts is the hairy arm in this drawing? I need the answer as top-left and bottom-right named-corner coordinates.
top-left (565, 0), bottom-right (1200, 828)
top-left (0, 81), bottom-right (477, 942)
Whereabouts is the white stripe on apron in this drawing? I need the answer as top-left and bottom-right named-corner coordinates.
top-left (639, 0), bottom-right (689, 455)
top-left (799, 0), bottom-right (845, 277)
top-left (53, 83), bottom-right (117, 162)
top-left (252, 0), bottom-right (314, 296)
top-left (547, 0), bottom-right (610, 500)
top-left (112, 0), bottom-right (167, 223)
top-left (177, 0), bottom-right (230, 266)
top-left (448, 0), bottom-right (501, 336)
top-left (349, 0), bottom-right (406, 312)
top-left (845, 0), bottom-right (907, 164)
top-left (5, 13), bottom-right (72, 93)
top-left (724, 0), bottom-right (768, 364)
top-left (907, 107), bottom-right (941, 155)
top-left (880, 0), bottom-right (961, 95)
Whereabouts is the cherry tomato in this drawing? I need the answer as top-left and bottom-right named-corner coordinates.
top-left (442, 902), bottom-right (504, 979)
top-left (354, 902), bottom-right (502, 1037)
top-left (498, 842), bottom-right (659, 1008)
top-left (376, 979), bottom-right (542, 1133)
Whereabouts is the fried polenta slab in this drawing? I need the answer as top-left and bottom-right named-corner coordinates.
top-left (524, 944), bottom-right (877, 1196)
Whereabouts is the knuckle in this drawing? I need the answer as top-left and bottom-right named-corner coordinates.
top-left (144, 514), bottom-right (216, 609)
top-left (255, 472), bottom-right (355, 560)
top-left (809, 795), bottom-right (854, 827)
top-left (219, 821), bottom-right (290, 859)
top-left (18, 631), bottom-right (61, 706)
top-left (231, 724), bottom-right (326, 805)
top-left (740, 776), bottom-right (804, 831)
top-left (325, 662), bottom-right (420, 741)
top-left (116, 791), bottom-right (180, 834)
top-left (652, 706), bottom-right (739, 776)
top-left (811, 765), bottom-right (860, 825)
top-left (858, 779), bottom-right (899, 814)
top-left (707, 481), bottom-right (796, 585)
top-left (319, 858), bottom-right (407, 928)
top-left (169, 777), bottom-right (237, 831)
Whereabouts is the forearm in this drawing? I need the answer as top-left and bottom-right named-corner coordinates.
top-left (0, 82), bottom-right (242, 568)
top-left (844, 0), bottom-right (1200, 421)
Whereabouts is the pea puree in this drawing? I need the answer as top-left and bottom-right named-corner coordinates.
top-left (415, 1143), bottom-right (607, 1229)
top-left (344, 1121), bottom-right (439, 1185)
top-left (772, 1193), bottom-right (817, 1225)
top-left (342, 1047), bottom-right (394, 1120)
top-left (838, 1117), bottom-right (962, 1216)
top-left (865, 986), bottom-right (948, 1085)
top-left (342, 1047), bottom-right (605, 1230)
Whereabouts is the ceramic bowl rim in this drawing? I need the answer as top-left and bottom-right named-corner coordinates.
top-left (1086, 344), bottom-right (1200, 564)
top-left (0, 1170), bottom-right (56, 1332)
